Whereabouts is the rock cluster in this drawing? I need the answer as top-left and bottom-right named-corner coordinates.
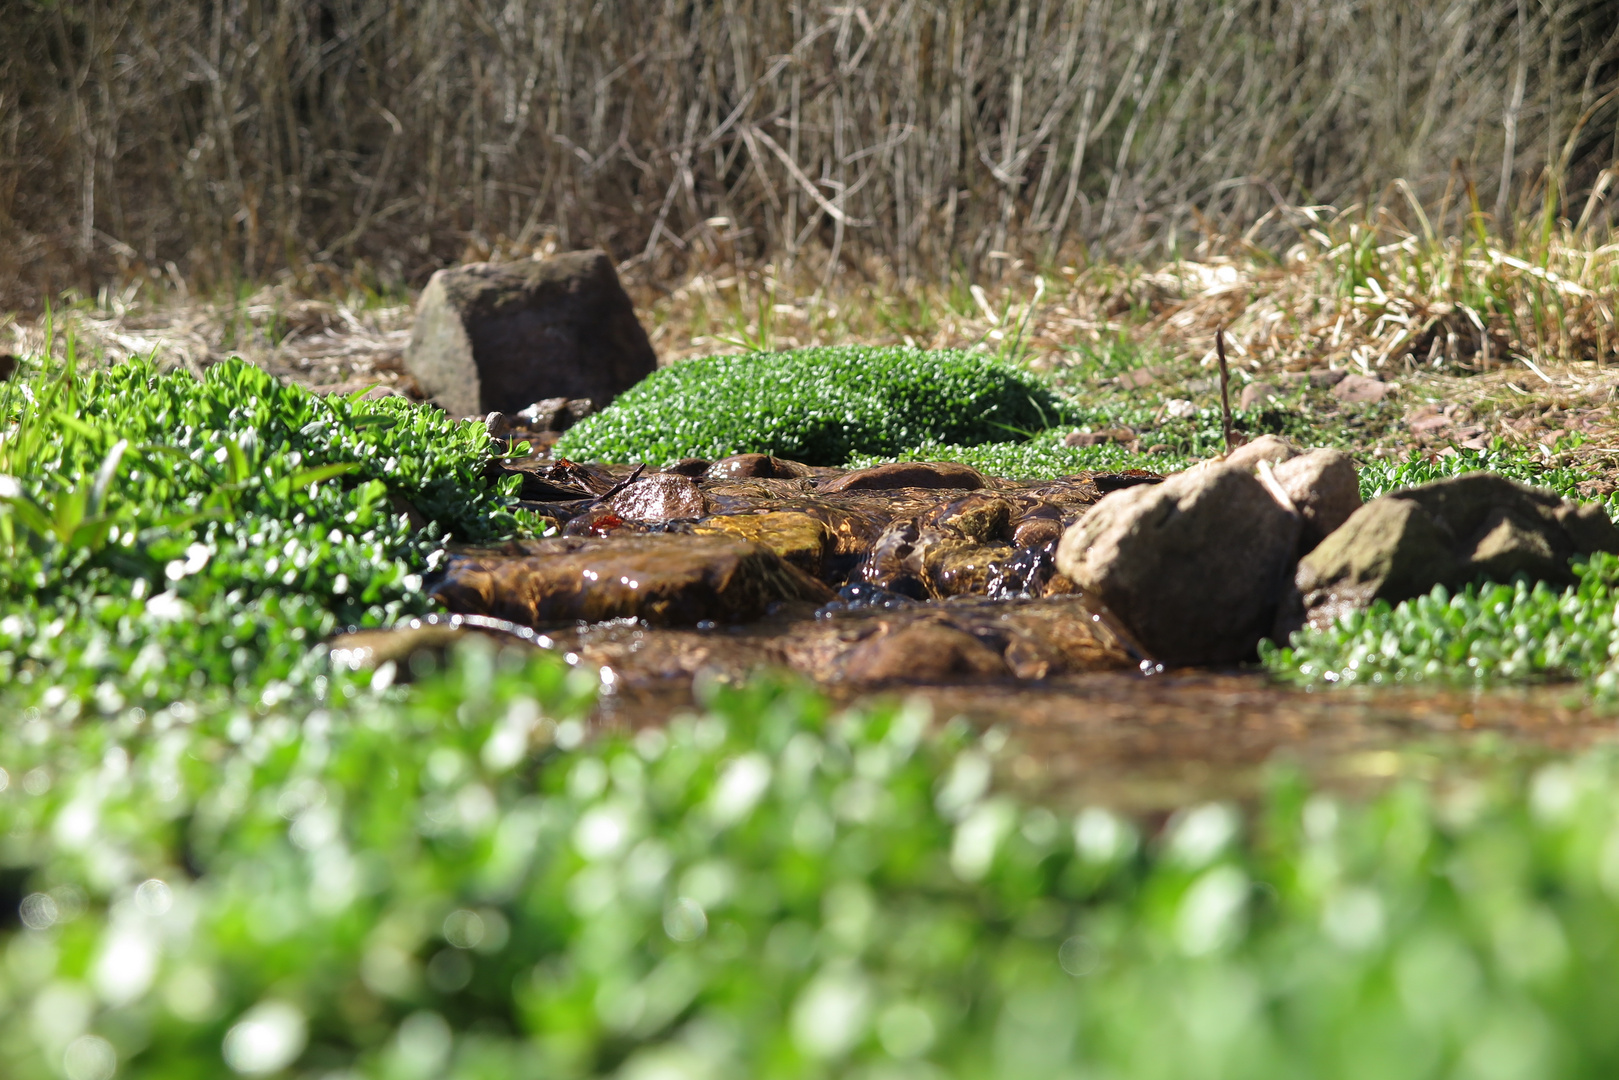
top-left (1055, 435), bottom-right (1618, 664)
top-left (408, 458), bottom-right (1155, 686)
top-left (1289, 474), bottom-right (1619, 631)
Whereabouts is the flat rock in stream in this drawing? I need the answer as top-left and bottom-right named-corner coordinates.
top-left (821, 461), bottom-right (987, 492)
top-left (433, 533), bottom-right (833, 627)
top-left (706, 453), bottom-right (815, 479)
top-left (563, 595), bottom-right (1140, 688)
top-left (609, 474), bottom-right (708, 522)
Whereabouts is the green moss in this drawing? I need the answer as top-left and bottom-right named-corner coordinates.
top-left (553, 347), bottom-right (1063, 466)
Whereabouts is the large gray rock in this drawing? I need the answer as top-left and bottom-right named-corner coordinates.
top-left (1056, 463), bottom-right (1301, 664)
top-left (404, 250), bottom-right (656, 418)
top-left (1293, 473), bottom-right (1619, 630)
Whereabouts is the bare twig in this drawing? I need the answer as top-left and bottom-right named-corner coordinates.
top-left (1216, 326), bottom-right (1236, 453)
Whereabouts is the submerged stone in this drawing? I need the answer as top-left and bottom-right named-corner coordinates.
top-left (609, 473), bottom-right (708, 522)
top-left (433, 533), bottom-right (834, 627)
top-left (691, 512), bottom-right (834, 577)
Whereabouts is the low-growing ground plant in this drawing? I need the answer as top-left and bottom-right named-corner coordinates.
top-left (1264, 555), bottom-right (1619, 694)
top-left (553, 347), bottom-right (1062, 466)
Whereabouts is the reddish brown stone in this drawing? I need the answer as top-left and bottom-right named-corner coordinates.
top-left (820, 461), bottom-right (987, 493)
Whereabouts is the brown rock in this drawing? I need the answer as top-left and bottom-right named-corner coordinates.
top-left (512, 397), bottom-right (595, 433)
top-left (691, 512), bottom-right (834, 578)
top-left (662, 458), bottom-right (712, 477)
top-left (1012, 516), bottom-right (1064, 548)
top-left (706, 453), bottom-right (814, 480)
top-left (917, 493), bottom-right (1017, 543)
top-left (837, 620), bottom-right (1010, 682)
top-left (1239, 382), bottom-right (1280, 410)
top-left (1056, 463), bottom-right (1301, 664)
top-left (1293, 473), bottom-right (1619, 630)
top-left (1222, 434), bottom-right (1301, 471)
top-left (1272, 449), bottom-right (1361, 552)
top-left (609, 474), bottom-right (708, 522)
top-left (1332, 374), bottom-right (1392, 404)
top-left (403, 250), bottom-right (656, 418)
top-left (433, 533), bottom-right (833, 627)
top-left (820, 461), bottom-right (987, 493)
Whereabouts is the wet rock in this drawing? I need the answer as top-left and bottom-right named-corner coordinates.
top-left (1012, 515), bottom-right (1065, 548)
top-left (1273, 449), bottom-right (1360, 552)
top-left (328, 614), bottom-right (543, 678)
top-left (859, 518), bottom-right (1019, 600)
top-left (504, 457), bottom-right (620, 500)
top-left (917, 493), bottom-right (1017, 542)
top-left (404, 250), bottom-right (656, 418)
top-left (824, 598), bottom-right (1140, 683)
top-left (706, 453), bottom-right (815, 479)
top-left (1056, 463), bottom-right (1301, 664)
top-left (561, 510), bottom-right (642, 537)
top-left (837, 620), bottom-right (1010, 682)
top-left (820, 461), bottom-right (987, 493)
top-left (983, 542), bottom-right (1076, 599)
top-left (517, 397), bottom-right (596, 432)
top-left (662, 458), bottom-right (712, 477)
top-left (691, 512), bottom-right (833, 578)
top-left (1332, 374), bottom-right (1392, 403)
top-left (1088, 470), bottom-right (1165, 495)
top-left (484, 398), bottom-right (593, 438)
top-left (1293, 474), bottom-right (1619, 630)
top-left (434, 533), bottom-right (833, 627)
top-left (609, 473), bottom-right (708, 522)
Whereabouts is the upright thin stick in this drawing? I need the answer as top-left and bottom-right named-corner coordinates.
top-left (1216, 327), bottom-right (1236, 453)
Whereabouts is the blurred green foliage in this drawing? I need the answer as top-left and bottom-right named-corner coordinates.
top-left (8, 642), bottom-right (1619, 1078)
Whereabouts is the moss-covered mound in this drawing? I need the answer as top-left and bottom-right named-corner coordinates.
top-left (553, 346), bottom-right (1061, 466)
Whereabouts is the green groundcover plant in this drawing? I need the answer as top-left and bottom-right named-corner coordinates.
top-left (552, 347), bottom-right (1063, 466)
top-left (14, 345), bottom-right (1619, 1076)
top-left (1264, 555), bottom-right (1619, 693)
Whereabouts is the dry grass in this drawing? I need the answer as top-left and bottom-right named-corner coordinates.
top-left (15, 195), bottom-right (1619, 474)
top-left (4, 1), bottom-right (1618, 311)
